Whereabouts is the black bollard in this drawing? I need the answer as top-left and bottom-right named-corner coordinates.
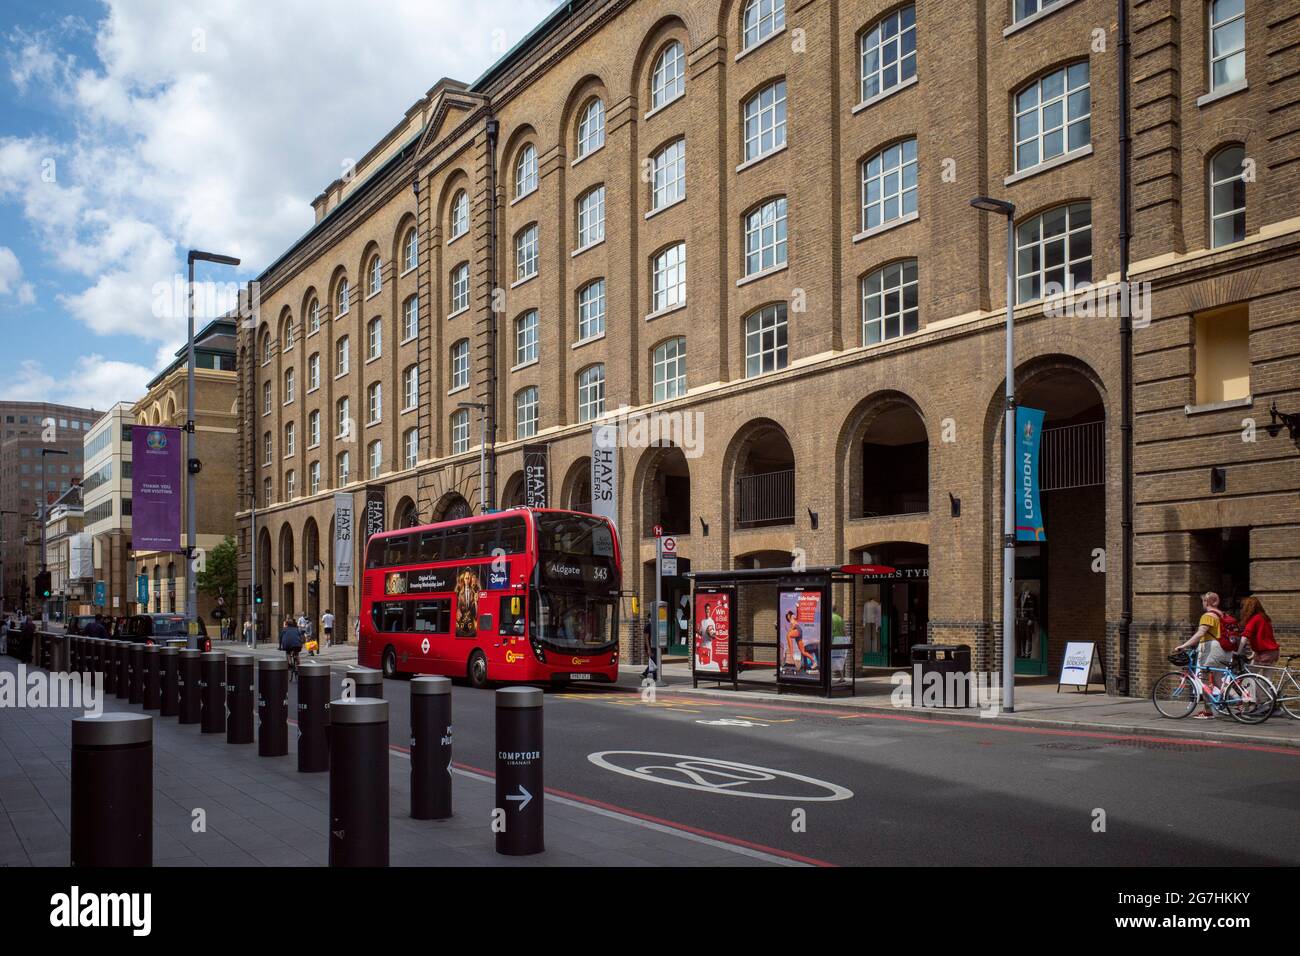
top-left (257, 657), bottom-right (289, 757)
top-left (346, 665), bottom-right (383, 699)
top-left (159, 647), bottom-right (179, 717)
top-left (128, 643), bottom-right (145, 705)
top-left (115, 642), bottom-right (129, 700)
top-left (178, 649), bottom-right (201, 724)
top-left (495, 686), bottom-right (544, 856)
top-left (102, 642), bottom-right (117, 695)
top-left (225, 654), bottom-right (254, 744)
top-left (143, 645), bottom-right (162, 710)
top-left (297, 660), bottom-right (331, 773)
top-left (70, 712), bottom-right (152, 867)
top-left (199, 651), bottom-right (226, 734)
top-left (411, 676), bottom-right (453, 820)
top-left (328, 698), bottom-right (389, 867)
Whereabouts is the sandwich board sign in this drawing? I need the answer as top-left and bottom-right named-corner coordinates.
top-left (1057, 641), bottom-right (1104, 693)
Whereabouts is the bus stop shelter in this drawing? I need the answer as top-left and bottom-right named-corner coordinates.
top-left (685, 566), bottom-right (859, 698)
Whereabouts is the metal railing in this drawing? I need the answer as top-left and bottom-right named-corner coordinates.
top-left (735, 468), bottom-right (795, 527)
top-left (1040, 420), bottom-right (1104, 491)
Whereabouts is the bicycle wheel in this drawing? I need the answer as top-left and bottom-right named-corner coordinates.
top-left (1152, 671), bottom-right (1199, 718)
top-left (1278, 676), bottom-right (1300, 720)
top-left (1221, 673), bottom-right (1277, 725)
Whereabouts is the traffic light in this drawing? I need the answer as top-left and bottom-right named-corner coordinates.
top-left (307, 580), bottom-right (318, 599)
top-left (254, 584), bottom-right (264, 605)
top-left (35, 570), bottom-right (51, 599)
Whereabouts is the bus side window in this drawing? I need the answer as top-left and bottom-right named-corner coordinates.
top-left (365, 540), bottom-right (384, 569)
top-left (499, 595), bottom-right (525, 636)
top-left (444, 526), bottom-right (469, 562)
top-left (478, 612), bottom-right (493, 633)
top-left (385, 535), bottom-right (411, 567)
top-left (498, 519), bottom-right (525, 555)
top-left (418, 530), bottom-right (443, 562)
top-left (468, 521), bottom-right (498, 558)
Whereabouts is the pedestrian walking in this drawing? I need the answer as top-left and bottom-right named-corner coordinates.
top-left (321, 608), bottom-right (334, 646)
top-left (242, 617), bottom-right (253, 647)
top-left (641, 614), bottom-right (657, 681)
top-left (1240, 596), bottom-right (1279, 666)
top-left (1174, 591), bottom-right (1233, 719)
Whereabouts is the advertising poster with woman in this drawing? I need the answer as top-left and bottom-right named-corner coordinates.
top-left (693, 591), bottom-right (730, 674)
top-left (779, 590), bottom-right (822, 682)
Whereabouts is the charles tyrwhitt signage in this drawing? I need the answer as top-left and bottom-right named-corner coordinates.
top-left (333, 492), bottom-right (355, 587)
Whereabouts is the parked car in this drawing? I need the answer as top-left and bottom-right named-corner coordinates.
top-left (66, 615), bottom-right (98, 636)
top-left (119, 614), bottom-right (211, 651)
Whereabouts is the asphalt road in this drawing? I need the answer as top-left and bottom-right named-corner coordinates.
top-left (304, 672), bottom-right (1300, 866)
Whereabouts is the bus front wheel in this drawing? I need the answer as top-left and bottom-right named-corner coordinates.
top-left (467, 650), bottom-right (489, 689)
top-left (382, 646), bottom-right (398, 679)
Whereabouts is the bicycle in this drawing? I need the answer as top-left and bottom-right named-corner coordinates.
top-left (286, 647), bottom-right (300, 682)
top-left (1152, 649), bottom-right (1277, 724)
top-left (1245, 654), bottom-right (1300, 720)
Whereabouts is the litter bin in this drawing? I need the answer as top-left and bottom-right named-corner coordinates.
top-left (909, 644), bottom-right (972, 708)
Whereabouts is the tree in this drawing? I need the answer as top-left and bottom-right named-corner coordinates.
top-left (196, 534), bottom-right (238, 606)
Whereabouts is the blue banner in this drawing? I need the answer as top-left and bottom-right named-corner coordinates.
top-left (1016, 406), bottom-right (1046, 541)
top-left (94, 581), bottom-right (106, 606)
top-left (137, 574), bottom-right (149, 607)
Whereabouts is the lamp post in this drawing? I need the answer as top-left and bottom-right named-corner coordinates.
top-left (970, 196), bottom-right (1018, 713)
top-left (39, 448), bottom-right (70, 624)
top-left (457, 401), bottom-right (489, 513)
top-left (185, 250), bottom-right (240, 644)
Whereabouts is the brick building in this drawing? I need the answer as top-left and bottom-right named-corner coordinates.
top-left (236, 0), bottom-right (1298, 692)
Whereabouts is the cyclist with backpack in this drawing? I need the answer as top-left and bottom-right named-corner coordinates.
top-left (1173, 591), bottom-right (1242, 719)
top-left (279, 616), bottom-right (304, 678)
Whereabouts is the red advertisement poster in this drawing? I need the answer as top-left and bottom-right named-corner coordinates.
top-left (693, 592), bottom-right (730, 675)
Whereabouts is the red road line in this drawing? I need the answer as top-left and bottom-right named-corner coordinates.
top-left (384, 741), bottom-right (835, 867)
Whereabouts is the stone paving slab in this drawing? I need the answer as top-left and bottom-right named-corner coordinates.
top-left (0, 655), bottom-right (780, 867)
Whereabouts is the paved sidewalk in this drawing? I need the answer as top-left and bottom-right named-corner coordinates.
top-left (0, 656), bottom-right (783, 867)
top-left (632, 663), bottom-right (1300, 749)
top-left (213, 638), bottom-right (358, 666)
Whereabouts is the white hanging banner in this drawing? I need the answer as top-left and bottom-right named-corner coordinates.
top-left (591, 423), bottom-right (618, 534)
top-left (333, 492), bottom-right (355, 587)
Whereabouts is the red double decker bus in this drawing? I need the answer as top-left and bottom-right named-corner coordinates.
top-left (358, 508), bottom-right (622, 687)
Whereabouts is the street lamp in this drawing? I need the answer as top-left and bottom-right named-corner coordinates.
top-left (186, 250), bottom-right (240, 642)
top-left (457, 401), bottom-right (489, 513)
top-left (39, 448), bottom-right (70, 623)
top-left (970, 196), bottom-right (1018, 713)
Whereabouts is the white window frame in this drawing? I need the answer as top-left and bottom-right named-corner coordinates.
top-left (1014, 62), bottom-right (1091, 173)
top-left (367, 382), bottom-right (383, 425)
top-left (284, 421), bottom-right (296, 458)
top-left (335, 336), bottom-right (350, 376)
top-left (450, 339), bottom-right (470, 391)
top-left (284, 368), bottom-right (295, 404)
top-left (516, 311), bottom-right (538, 365)
top-left (652, 337), bottom-right (687, 402)
top-left (262, 381), bottom-right (272, 416)
top-left (307, 299), bottom-right (321, 335)
top-left (403, 428), bottom-right (419, 470)
top-left (337, 451), bottom-right (351, 486)
top-left (336, 398), bottom-right (351, 439)
top-left (651, 41), bottom-right (686, 110)
top-left (577, 98), bottom-right (606, 158)
top-left (262, 431), bottom-right (272, 466)
top-left (860, 5), bottom-right (917, 103)
top-left (402, 228), bottom-right (418, 273)
top-left (861, 259), bottom-right (920, 345)
top-left (450, 263), bottom-right (470, 314)
top-left (516, 387), bottom-right (539, 439)
top-left (516, 223), bottom-right (539, 282)
top-left (286, 469), bottom-right (296, 499)
top-left (367, 317), bottom-right (382, 360)
top-left (308, 409), bottom-right (320, 448)
top-left (367, 256), bottom-right (382, 297)
top-left (744, 303), bottom-right (789, 377)
top-left (403, 364), bottom-right (419, 411)
top-left (402, 295), bottom-right (419, 341)
top-left (515, 144), bottom-right (538, 198)
top-left (450, 409), bottom-right (470, 454)
top-left (743, 80), bottom-right (787, 163)
top-left (337, 279), bottom-right (350, 316)
top-left (1014, 202), bottom-right (1093, 304)
top-left (450, 190), bottom-right (469, 240)
top-left (577, 280), bottom-right (606, 341)
top-left (308, 352), bottom-right (320, 391)
top-left (1209, 145), bottom-right (1246, 248)
top-left (745, 197), bottom-right (788, 275)
top-left (577, 365), bottom-right (606, 423)
top-left (652, 243), bottom-right (687, 313)
top-left (577, 186), bottom-right (606, 249)
top-left (368, 440), bottom-right (383, 479)
top-left (742, 0), bottom-right (786, 50)
top-left (860, 138), bottom-right (918, 231)
top-left (651, 139), bottom-right (686, 210)
top-left (283, 320), bottom-right (295, 352)
top-left (309, 460), bottom-right (321, 495)
top-left (1208, 0), bottom-right (1245, 92)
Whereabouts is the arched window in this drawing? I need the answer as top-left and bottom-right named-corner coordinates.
top-left (449, 190), bottom-right (470, 240)
top-left (283, 318), bottom-right (295, 352)
top-left (450, 409), bottom-right (471, 454)
top-left (651, 138), bottom-right (686, 211)
top-left (744, 197), bottom-right (788, 276)
top-left (367, 440), bottom-right (383, 479)
top-left (742, 80), bottom-right (787, 162)
top-left (285, 469), bottom-right (297, 499)
top-left (307, 352), bottom-right (320, 390)
top-left (744, 303), bottom-right (788, 377)
top-left (515, 144), bottom-right (538, 198)
top-left (860, 5), bottom-right (916, 102)
top-left (309, 460), bottom-right (321, 494)
top-left (652, 242), bottom-right (686, 313)
top-left (576, 186), bottom-right (605, 249)
top-left (651, 41), bottom-right (686, 110)
top-left (577, 365), bottom-right (606, 422)
top-left (450, 339), bottom-right (470, 390)
top-left (1209, 145), bottom-right (1246, 247)
top-left (336, 397), bottom-right (351, 438)
top-left (367, 255), bottom-right (382, 296)
top-left (515, 223), bottom-right (539, 281)
top-left (516, 387), bottom-right (539, 439)
top-left (403, 428), bottom-right (419, 470)
top-left (449, 263), bottom-right (470, 314)
top-left (577, 279), bottom-right (606, 341)
top-left (260, 329), bottom-right (271, 365)
top-left (283, 367), bottom-right (295, 404)
top-left (367, 382), bottom-right (382, 425)
top-left (367, 317), bottom-right (382, 360)
top-left (1014, 62), bottom-right (1090, 173)
top-left (306, 298), bottom-right (320, 334)
top-left (652, 337), bottom-right (687, 401)
top-left (1014, 202), bottom-right (1092, 303)
top-left (862, 259), bottom-right (919, 344)
top-left (515, 311), bottom-right (538, 365)
top-left (308, 409), bottom-right (320, 447)
top-left (402, 364), bottom-right (419, 410)
top-left (336, 451), bottom-right (351, 485)
top-left (337, 278), bottom-right (350, 316)
top-left (860, 138), bottom-right (917, 231)
top-left (335, 335), bottom-right (350, 375)
top-left (576, 98), bottom-right (605, 158)
top-left (402, 295), bottom-right (419, 341)
top-left (402, 228), bottom-right (418, 273)
top-left (742, 0), bottom-right (785, 50)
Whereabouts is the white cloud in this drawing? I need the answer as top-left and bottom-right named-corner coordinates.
top-left (10, 355), bottom-right (154, 410)
top-left (1, 0), bottom-right (559, 345)
top-left (0, 245), bottom-right (36, 303)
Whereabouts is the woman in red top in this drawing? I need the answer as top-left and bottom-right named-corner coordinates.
top-left (1240, 596), bottom-right (1279, 665)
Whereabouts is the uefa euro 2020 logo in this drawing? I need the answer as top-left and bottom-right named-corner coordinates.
top-left (146, 429), bottom-right (168, 451)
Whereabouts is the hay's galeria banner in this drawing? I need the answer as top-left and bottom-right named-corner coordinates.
top-left (131, 426), bottom-right (182, 552)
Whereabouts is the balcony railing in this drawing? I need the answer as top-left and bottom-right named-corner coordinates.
top-left (1040, 420), bottom-right (1104, 491)
top-left (735, 468), bottom-right (795, 527)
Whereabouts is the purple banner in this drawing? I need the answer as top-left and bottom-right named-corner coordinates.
top-left (131, 426), bottom-right (182, 551)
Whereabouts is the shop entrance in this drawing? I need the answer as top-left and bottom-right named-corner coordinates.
top-left (851, 542), bottom-right (928, 668)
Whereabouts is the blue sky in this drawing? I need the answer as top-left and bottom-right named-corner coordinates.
top-left (0, 0), bottom-right (556, 409)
